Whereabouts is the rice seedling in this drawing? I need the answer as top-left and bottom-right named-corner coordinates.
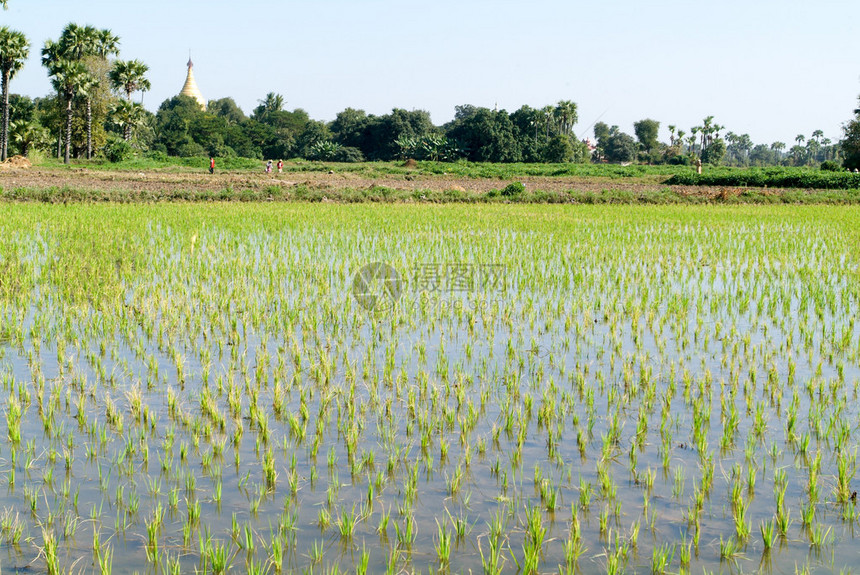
top-left (337, 504), bottom-right (359, 541)
top-left (808, 522), bottom-right (832, 548)
top-left (651, 543), bottom-right (675, 575)
top-left (719, 534), bottom-right (741, 561)
top-left (521, 504), bottom-right (546, 574)
top-left (435, 519), bottom-right (452, 567)
top-left (760, 517), bottom-right (777, 550)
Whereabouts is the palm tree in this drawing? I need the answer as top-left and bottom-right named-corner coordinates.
top-left (67, 26), bottom-right (118, 160)
top-left (685, 134), bottom-right (696, 156)
top-left (821, 138), bottom-right (832, 161)
top-left (43, 41), bottom-right (88, 164)
top-left (45, 24), bottom-right (121, 161)
top-left (254, 92), bottom-right (285, 123)
top-left (690, 126), bottom-right (700, 155)
top-left (57, 24), bottom-right (95, 59)
top-left (109, 59), bottom-right (150, 101)
top-left (700, 116), bottom-right (714, 150)
top-left (553, 100), bottom-right (578, 138)
top-left (0, 26), bottom-right (29, 161)
top-left (78, 71), bottom-right (98, 158)
top-left (771, 141), bottom-right (786, 164)
top-left (540, 105), bottom-right (555, 142)
top-left (262, 92), bottom-right (284, 112)
top-left (10, 119), bottom-right (48, 157)
top-left (109, 99), bottom-right (145, 142)
top-left (94, 29), bottom-right (120, 58)
top-left (805, 138), bottom-right (821, 165)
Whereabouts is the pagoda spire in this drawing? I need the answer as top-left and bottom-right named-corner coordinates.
top-left (180, 54), bottom-right (206, 110)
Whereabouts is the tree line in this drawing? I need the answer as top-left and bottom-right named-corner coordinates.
top-left (1, 20), bottom-right (859, 169)
top-left (592, 117), bottom-right (844, 168)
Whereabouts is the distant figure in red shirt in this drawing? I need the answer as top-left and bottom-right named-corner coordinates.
top-left (277, 159), bottom-right (283, 173)
top-left (209, 157), bottom-right (215, 174)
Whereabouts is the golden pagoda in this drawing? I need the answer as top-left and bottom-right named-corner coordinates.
top-left (180, 58), bottom-right (206, 110)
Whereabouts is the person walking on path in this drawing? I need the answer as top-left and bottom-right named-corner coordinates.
top-left (209, 157), bottom-right (215, 174)
top-left (277, 159), bottom-right (283, 173)
top-left (266, 160), bottom-right (273, 174)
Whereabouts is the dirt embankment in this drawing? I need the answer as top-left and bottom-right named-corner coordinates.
top-left (0, 166), bottom-right (795, 200)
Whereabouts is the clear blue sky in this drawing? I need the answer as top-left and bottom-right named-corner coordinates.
top-left (3, 0), bottom-right (859, 146)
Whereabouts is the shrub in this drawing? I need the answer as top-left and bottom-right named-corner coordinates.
top-left (145, 150), bottom-right (168, 163)
top-left (102, 138), bottom-right (134, 163)
top-left (306, 141), bottom-right (342, 161)
top-left (820, 160), bottom-right (842, 172)
top-left (666, 168), bottom-right (860, 189)
top-left (333, 146), bottom-right (365, 163)
top-left (176, 141), bottom-right (207, 158)
top-left (500, 181), bottom-right (525, 197)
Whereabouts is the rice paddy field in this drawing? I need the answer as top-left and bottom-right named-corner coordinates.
top-left (0, 203), bottom-right (859, 574)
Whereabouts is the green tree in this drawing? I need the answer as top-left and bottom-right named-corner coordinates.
top-left (208, 98), bottom-right (246, 124)
top-left (446, 107), bottom-right (520, 163)
top-left (359, 108), bottom-right (436, 161)
top-left (842, 96), bottom-right (860, 171)
top-left (701, 137), bottom-right (726, 165)
top-left (592, 121), bottom-right (610, 160)
top-left (633, 118), bottom-right (660, 155)
top-left (509, 105), bottom-right (546, 162)
top-left (154, 95), bottom-right (205, 156)
top-left (249, 96), bottom-right (308, 158)
top-left (749, 143), bottom-right (775, 167)
top-left (295, 120), bottom-right (331, 158)
top-left (0, 26), bottom-right (29, 161)
top-left (604, 128), bottom-right (637, 163)
top-left (725, 132), bottom-right (753, 166)
top-left (543, 133), bottom-right (574, 163)
top-left (329, 108), bottom-right (368, 149)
